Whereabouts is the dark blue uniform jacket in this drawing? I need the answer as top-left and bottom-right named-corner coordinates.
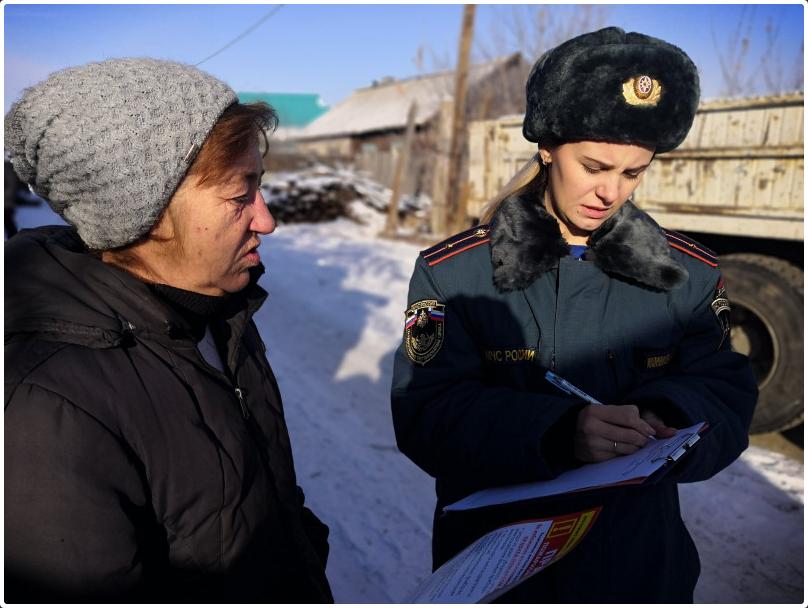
top-left (391, 198), bottom-right (757, 602)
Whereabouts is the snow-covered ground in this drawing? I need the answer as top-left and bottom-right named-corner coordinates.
top-left (10, 203), bottom-right (805, 603)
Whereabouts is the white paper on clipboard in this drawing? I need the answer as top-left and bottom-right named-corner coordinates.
top-left (446, 421), bottom-right (707, 512)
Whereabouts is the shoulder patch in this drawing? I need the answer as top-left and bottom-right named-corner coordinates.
top-left (421, 225), bottom-right (491, 267)
top-left (711, 275), bottom-right (731, 349)
top-left (664, 230), bottom-right (718, 267)
top-left (404, 299), bottom-right (445, 365)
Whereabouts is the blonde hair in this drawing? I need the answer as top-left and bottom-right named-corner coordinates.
top-left (480, 152), bottom-right (546, 225)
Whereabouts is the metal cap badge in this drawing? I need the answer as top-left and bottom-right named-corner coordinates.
top-left (623, 74), bottom-right (662, 106)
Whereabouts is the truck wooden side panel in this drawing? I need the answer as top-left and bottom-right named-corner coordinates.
top-left (466, 94), bottom-right (804, 241)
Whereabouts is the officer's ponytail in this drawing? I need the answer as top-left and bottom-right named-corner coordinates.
top-left (480, 152), bottom-right (548, 225)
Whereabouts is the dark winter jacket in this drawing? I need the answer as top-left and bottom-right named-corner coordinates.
top-left (391, 197), bottom-right (757, 602)
top-left (5, 226), bottom-right (333, 603)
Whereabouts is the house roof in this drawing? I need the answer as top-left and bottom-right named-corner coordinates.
top-left (296, 54), bottom-right (523, 140)
top-left (237, 92), bottom-right (328, 128)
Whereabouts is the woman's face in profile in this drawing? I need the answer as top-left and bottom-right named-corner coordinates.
top-left (133, 141), bottom-right (276, 296)
top-left (540, 140), bottom-right (655, 244)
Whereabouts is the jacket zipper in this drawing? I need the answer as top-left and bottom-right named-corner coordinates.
top-left (607, 350), bottom-right (619, 394)
top-left (551, 266), bottom-right (561, 372)
top-left (235, 387), bottom-right (250, 420)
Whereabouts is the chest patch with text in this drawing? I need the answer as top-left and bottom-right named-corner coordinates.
top-left (483, 348), bottom-right (537, 364)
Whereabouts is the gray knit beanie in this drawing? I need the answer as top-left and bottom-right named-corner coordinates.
top-left (4, 58), bottom-right (237, 249)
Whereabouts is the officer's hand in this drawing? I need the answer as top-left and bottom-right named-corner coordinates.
top-left (640, 409), bottom-right (678, 438)
top-left (574, 404), bottom-right (656, 463)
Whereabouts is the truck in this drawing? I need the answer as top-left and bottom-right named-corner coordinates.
top-left (466, 93), bottom-right (804, 434)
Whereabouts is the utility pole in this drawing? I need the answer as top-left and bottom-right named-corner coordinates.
top-left (444, 4), bottom-right (476, 235)
top-left (385, 101), bottom-right (418, 237)
top-left (430, 98), bottom-right (453, 236)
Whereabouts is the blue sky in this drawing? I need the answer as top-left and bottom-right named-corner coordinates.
top-left (3, 3), bottom-right (805, 113)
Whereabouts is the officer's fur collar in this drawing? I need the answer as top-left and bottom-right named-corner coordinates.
top-left (490, 194), bottom-right (688, 292)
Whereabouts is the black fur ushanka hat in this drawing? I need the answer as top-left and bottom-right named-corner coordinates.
top-left (523, 27), bottom-right (700, 153)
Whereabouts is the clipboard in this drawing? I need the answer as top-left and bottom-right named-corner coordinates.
top-left (445, 421), bottom-right (710, 513)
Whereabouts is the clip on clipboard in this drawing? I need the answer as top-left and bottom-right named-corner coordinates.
top-left (445, 421), bottom-right (710, 513)
top-left (651, 426), bottom-right (705, 464)
top-left (638, 421), bottom-right (712, 487)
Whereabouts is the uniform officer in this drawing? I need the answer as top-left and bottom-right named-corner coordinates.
top-left (391, 27), bottom-right (757, 602)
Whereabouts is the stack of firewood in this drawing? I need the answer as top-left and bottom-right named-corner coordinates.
top-left (261, 165), bottom-right (430, 225)
top-left (263, 179), bottom-right (355, 223)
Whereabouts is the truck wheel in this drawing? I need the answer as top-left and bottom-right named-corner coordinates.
top-left (720, 254), bottom-right (803, 434)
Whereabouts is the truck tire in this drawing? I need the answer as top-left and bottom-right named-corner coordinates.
top-left (720, 254), bottom-right (803, 434)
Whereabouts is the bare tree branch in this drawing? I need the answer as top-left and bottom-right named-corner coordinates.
top-left (761, 17), bottom-right (783, 92)
top-left (474, 4), bottom-right (611, 64)
top-left (712, 6), bottom-right (801, 97)
top-left (789, 42), bottom-right (804, 92)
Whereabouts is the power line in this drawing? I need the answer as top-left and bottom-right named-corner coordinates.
top-left (195, 5), bottom-right (284, 67)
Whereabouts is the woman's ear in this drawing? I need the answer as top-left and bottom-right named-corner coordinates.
top-left (538, 147), bottom-right (553, 165)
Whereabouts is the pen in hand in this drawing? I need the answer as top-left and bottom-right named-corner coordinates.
top-left (544, 370), bottom-right (656, 440)
top-left (544, 370), bottom-right (603, 404)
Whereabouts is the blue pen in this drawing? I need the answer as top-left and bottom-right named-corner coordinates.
top-left (544, 370), bottom-right (603, 405)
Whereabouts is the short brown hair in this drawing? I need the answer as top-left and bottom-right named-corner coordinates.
top-left (188, 102), bottom-right (278, 187)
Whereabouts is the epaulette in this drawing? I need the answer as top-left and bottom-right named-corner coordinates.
top-left (664, 229), bottom-right (718, 267)
top-left (421, 225), bottom-right (491, 267)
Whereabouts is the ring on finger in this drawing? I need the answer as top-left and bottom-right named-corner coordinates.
top-left (613, 440), bottom-right (618, 452)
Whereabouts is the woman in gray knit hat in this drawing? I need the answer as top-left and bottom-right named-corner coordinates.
top-left (5, 59), bottom-right (333, 602)
top-left (391, 27), bottom-right (757, 602)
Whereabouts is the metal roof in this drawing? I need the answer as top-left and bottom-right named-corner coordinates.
top-left (296, 54), bottom-right (523, 140)
top-left (237, 92), bottom-right (328, 128)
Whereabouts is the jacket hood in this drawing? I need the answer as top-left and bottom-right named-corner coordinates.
top-left (489, 194), bottom-right (688, 292)
top-left (5, 226), bottom-right (266, 349)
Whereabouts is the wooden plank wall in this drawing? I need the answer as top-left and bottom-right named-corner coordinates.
top-left (466, 95), bottom-right (804, 228)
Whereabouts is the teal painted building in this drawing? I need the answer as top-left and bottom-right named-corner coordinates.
top-left (237, 92), bottom-right (328, 129)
